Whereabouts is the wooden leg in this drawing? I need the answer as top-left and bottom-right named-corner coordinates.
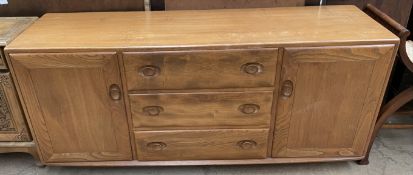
top-left (357, 158), bottom-right (369, 165)
top-left (357, 87), bottom-right (413, 165)
top-left (0, 141), bottom-right (44, 167)
top-left (27, 145), bottom-right (44, 167)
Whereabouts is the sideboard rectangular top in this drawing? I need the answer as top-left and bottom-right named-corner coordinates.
top-left (6, 5), bottom-right (398, 51)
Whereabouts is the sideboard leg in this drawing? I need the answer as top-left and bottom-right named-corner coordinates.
top-left (357, 157), bottom-right (370, 165)
top-left (0, 141), bottom-right (45, 167)
top-left (28, 146), bottom-right (45, 167)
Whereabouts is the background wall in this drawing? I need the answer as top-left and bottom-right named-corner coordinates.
top-left (158, 0), bottom-right (413, 27)
top-left (0, 0), bottom-right (144, 16)
top-left (0, 0), bottom-right (411, 27)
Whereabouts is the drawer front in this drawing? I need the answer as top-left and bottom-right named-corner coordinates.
top-left (123, 48), bottom-right (278, 90)
top-left (130, 91), bottom-right (273, 129)
top-left (0, 72), bottom-right (30, 141)
top-left (134, 129), bottom-right (269, 160)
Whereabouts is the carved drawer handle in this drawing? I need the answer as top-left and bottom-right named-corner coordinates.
top-left (139, 65), bottom-right (160, 77)
top-left (143, 106), bottom-right (164, 116)
top-left (146, 142), bottom-right (167, 151)
top-left (109, 84), bottom-right (122, 101)
top-left (238, 140), bottom-right (257, 150)
top-left (281, 80), bottom-right (294, 98)
top-left (241, 63), bottom-right (263, 75)
top-left (239, 104), bottom-right (260, 114)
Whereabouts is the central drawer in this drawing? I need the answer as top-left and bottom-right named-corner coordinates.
top-left (134, 129), bottom-right (269, 161)
top-left (123, 48), bottom-right (278, 90)
top-left (129, 91), bottom-right (273, 129)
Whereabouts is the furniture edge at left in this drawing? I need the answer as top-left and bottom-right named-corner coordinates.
top-left (0, 17), bottom-right (41, 166)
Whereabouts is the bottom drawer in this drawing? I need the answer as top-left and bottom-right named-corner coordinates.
top-left (134, 129), bottom-right (269, 161)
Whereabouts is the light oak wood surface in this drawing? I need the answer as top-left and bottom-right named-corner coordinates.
top-left (165, 0), bottom-right (305, 10)
top-left (123, 49), bottom-right (278, 90)
top-left (134, 129), bottom-right (269, 160)
top-left (4, 6), bottom-right (400, 166)
top-left (272, 45), bottom-right (396, 157)
top-left (9, 53), bottom-right (132, 162)
top-left (0, 17), bottom-right (37, 69)
top-left (0, 17), bottom-right (37, 47)
top-left (5, 6), bottom-right (398, 52)
top-left (129, 91), bottom-right (273, 130)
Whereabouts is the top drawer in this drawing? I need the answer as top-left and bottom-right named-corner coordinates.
top-left (123, 49), bottom-right (278, 90)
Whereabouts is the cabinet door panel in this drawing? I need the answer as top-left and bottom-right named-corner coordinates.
top-left (272, 45), bottom-right (396, 157)
top-left (0, 72), bottom-right (30, 141)
top-left (10, 53), bottom-right (131, 162)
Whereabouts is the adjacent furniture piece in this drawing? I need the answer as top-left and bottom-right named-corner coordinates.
top-left (356, 4), bottom-right (412, 165)
top-left (0, 0), bottom-right (145, 16)
top-left (5, 6), bottom-right (399, 166)
top-left (325, 0), bottom-right (413, 27)
top-left (0, 17), bottom-right (39, 163)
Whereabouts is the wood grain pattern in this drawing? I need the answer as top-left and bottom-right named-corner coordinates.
top-left (0, 17), bottom-right (37, 69)
top-left (117, 54), bottom-right (138, 160)
top-left (135, 129), bottom-right (269, 161)
top-left (272, 45), bottom-right (396, 157)
top-left (0, 17), bottom-right (37, 46)
top-left (0, 141), bottom-right (41, 165)
top-left (9, 52), bottom-right (132, 162)
top-left (0, 72), bottom-right (30, 141)
top-left (129, 91), bottom-right (273, 130)
top-left (2, 6), bottom-right (400, 166)
top-left (124, 49), bottom-right (278, 90)
top-left (165, 0), bottom-right (305, 10)
top-left (357, 4), bottom-right (410, 165)
top-left (5, 6), bottom-right (398, 52)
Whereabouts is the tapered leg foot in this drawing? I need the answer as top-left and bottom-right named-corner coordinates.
top-left (356, 158), bottom-right (369, 165)
top-left (28, 146), bottom-right (45, 167)
top-left (35, 161), bottom-right (46, 168)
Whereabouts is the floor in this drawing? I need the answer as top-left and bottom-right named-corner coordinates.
top-left (1, 129), bottom-right (412, 175)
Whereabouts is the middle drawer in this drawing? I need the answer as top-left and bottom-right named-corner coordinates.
top-left (129, 91), bottom-right (273, 129)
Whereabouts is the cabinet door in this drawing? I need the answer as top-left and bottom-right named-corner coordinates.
top-left (0, 72), bottom-right (31, 141)
top-left (272, 45), bottom-right (395, 158)
top-left (10, 53), bottom-right (131, 162)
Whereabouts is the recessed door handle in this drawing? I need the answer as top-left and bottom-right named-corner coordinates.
top-left (109, 84), bottom-right (122, 101)
top-left (241, 63), bottom-right (263, 75)
top-left (281, 80), bottom-right (294, 98)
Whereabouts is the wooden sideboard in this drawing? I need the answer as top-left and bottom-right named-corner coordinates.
top-left (4, 6), bottom-right (399, 166)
